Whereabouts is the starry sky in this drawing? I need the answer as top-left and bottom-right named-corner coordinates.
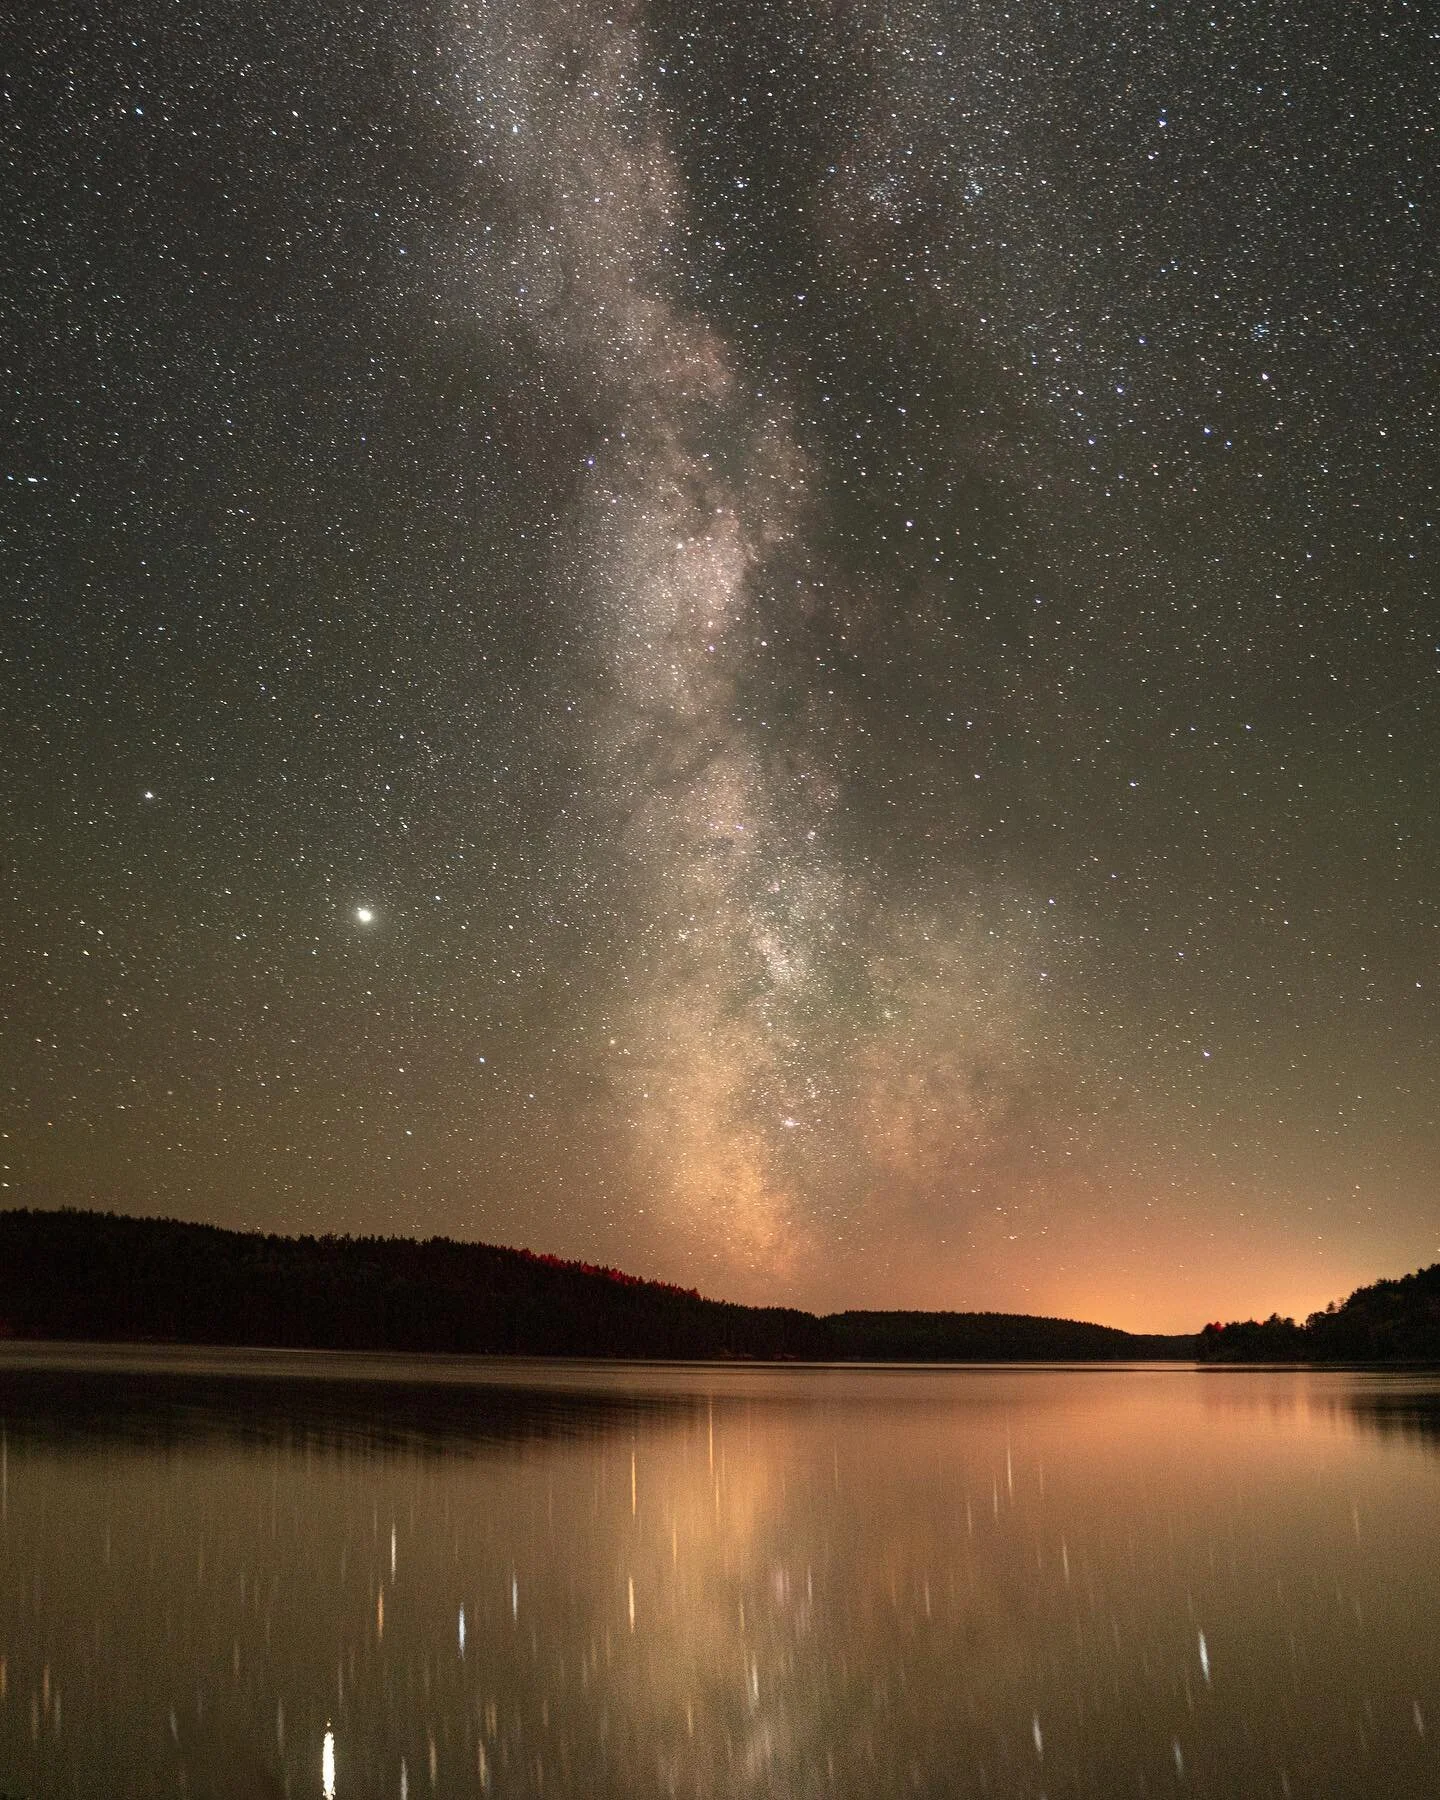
top-left (3, 0), bottom-right (1435, 1332)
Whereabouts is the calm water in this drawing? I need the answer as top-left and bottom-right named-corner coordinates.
top-left (1, 1348), bottom-right (1438, 1798)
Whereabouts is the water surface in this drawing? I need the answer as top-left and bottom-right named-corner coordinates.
top-left (1, 1347), bottom-right (1437, 1797)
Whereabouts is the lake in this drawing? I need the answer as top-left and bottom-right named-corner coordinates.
top-left (1, 1347), bottom-right (1437, 1797)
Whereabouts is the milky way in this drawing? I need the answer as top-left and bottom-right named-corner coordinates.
top-left (449, 0), bottom-right (1075, 1284)
top-left (2, 0), bottom-right (1435, 1327)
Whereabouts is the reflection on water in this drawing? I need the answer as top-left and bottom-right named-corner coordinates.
top-left (1341, 1383), bottom-right (1440, 1447)
top-left (1197, 1364), bottom-right (1440, 1452)
top-left (0, 1344), bottom-right (703, 1456)
top-left (1, 1350), bottom-right (1438, 1798)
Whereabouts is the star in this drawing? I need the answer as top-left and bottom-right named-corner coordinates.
top-left (3, 0), bottom-right (1432, 1330)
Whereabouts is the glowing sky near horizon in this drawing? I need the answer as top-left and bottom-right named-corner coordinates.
top-left (2, 0), bottom-right (1435, 1331)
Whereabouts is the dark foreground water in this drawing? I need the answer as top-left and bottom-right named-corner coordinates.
top-left (1, 1349), bottom-right (1438, 1799)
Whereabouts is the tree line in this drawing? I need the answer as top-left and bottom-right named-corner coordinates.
top-left (0, 1209), bottom-right (1197, 1362)
top-left (1198, 1262), bottom-right (1440, 1362)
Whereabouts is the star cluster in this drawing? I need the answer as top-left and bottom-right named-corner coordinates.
top-left (2, 0), bottom-right (1434, 1328)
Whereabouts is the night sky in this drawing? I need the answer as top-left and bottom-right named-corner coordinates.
top-left (3, 0), bottom-right (1435, 1332)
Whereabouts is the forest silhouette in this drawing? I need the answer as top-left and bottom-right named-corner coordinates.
top-left (3, 1210), bottom-right (1435, 1362)
top-left (0, 1209), bottom-right (1190, 1361)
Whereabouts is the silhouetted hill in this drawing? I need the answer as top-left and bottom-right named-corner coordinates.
top-left (828, 1310), bottom-right (1194, 1362)
top-left (0, 1210), bottom-right (828, 1359)
top-left (0, 1210), bottom-right (1197, 1361)
top-left (1198, 1262), bottom-right (1440, 1362)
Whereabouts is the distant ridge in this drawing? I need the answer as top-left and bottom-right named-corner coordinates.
top-left (0, 1209), bottom-right (1197, 1362)
top-left (828, 1310), bottom-right (1191, 1363)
